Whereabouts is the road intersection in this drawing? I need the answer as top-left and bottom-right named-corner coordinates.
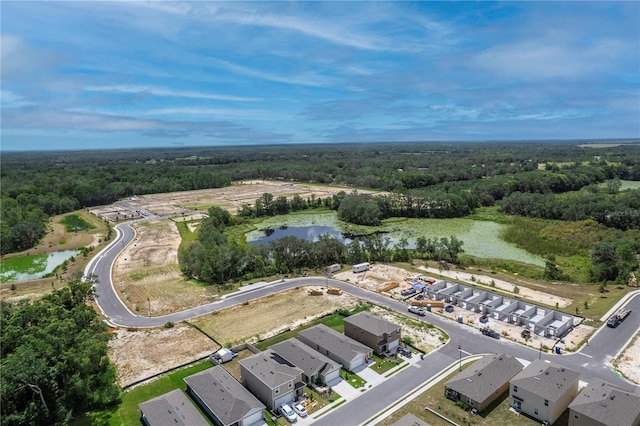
top-left (85, 222), bottom-right (640, 424)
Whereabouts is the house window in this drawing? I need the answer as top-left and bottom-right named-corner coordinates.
top-left (544, 399), bottom-right (549, 406)
top-left (466, 397), bottom-right (474, 406)
top-left (574, 413), bottom-right (580, 419)
top-left (513, 386), bottom-right (518, 392)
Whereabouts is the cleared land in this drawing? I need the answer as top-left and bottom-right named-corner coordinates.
top-left (614, 331), bottom-right (640, 384)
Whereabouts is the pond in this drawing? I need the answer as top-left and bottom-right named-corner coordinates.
top-left (0, 250), bottom-right (80, 283)
top-left (245, 212), bottom-right (544, 266)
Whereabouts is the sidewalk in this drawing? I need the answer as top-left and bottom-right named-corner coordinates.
top-left (311, 354), bottom-right (422, 421)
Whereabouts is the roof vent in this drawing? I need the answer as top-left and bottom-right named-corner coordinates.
top-left (609, 395), bottom-right (615, 401)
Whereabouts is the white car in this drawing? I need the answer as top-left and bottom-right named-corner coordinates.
top-left (293, 402), bottom-right (308, 417)
top-left (280, 404), bottom-right (297, 423)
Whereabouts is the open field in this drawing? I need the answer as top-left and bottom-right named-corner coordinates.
top-left (91, 180), bottom-right (376, 221)
top-left (192, 286), bottom-right (359, 347)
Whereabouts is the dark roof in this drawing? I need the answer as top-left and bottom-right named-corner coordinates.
top-left (445, 354), bottom-right (523, 403)
top-left (184, 366), bottom-right (264, 426)
top-left (298, 324), bottom-right (372, 363)
top-left (138, 389), bottom-right (209, 426)
top-left (344, 312), bottom-right (400, 336)
top-left (239, 349), bottom-right (303, 388)
top-left (270, 338), bottom-right (340, 378)
top-left (568, 380), bottom-right (640, 426)
top-left (510, 359), bottom-right (579, 400)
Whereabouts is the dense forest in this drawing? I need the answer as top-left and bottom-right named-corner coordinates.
top-left (0, 274), bottom-right (120, 425)
top-left (2, 141), bottom-right (639, 255)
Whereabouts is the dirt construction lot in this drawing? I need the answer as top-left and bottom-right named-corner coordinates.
top-left (91, 180), bottom-right (373, 220)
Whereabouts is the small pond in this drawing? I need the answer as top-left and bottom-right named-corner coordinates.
top-left (245, 212), bottom-right (544, 266)
top-left (0, 250), bottom-right (80, 283)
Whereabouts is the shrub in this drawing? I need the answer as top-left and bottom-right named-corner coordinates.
top-left (165, 321), bottom-right (175, 328)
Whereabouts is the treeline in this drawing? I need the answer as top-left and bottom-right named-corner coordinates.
top-left (499, 188), bottom-right (640, 230)
top-left (0, 275), bottom-right (120, 425)
top-left (179, 207), bottom-right (464, 284)
top-left (3, 142), bottom-right (639, 255)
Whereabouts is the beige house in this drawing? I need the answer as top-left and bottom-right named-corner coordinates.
top-left (344, 312), bottom-right (401, 355)
top-left (184, 366), bottom-right (265, 426)
top-left (239, 349), bottom-right (305, 411)
top-left (270, 337), bottom-right (341, 385)
top-left (445, 353), bottom-right (523, 412)
top-left (510, 359), bottom-right (579, 425)
top-left (568, 380), bottom-right (640, 426)
top-left (298, 324), bottom-right (373, 371)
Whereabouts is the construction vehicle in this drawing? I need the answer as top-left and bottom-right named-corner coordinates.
top-left (607, 308), bottom-right (631, 328)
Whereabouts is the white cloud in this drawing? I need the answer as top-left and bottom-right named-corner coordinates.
top-left (84, 85), bottom-right (261, 102)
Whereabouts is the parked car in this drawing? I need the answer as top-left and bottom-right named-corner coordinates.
top-left (481, 327), bottom-right (500, 339)
top-left (444, 305), bottom-right (455, 313)
top-left (279, 404), bottom-right (297, 423)
top-left (293, 403), bottom-right (307, 417)
top-left (408, 306), bottom-right (426, 316)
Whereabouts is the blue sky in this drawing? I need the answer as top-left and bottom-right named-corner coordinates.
top-left (1, 1), bottom-right (638, 151)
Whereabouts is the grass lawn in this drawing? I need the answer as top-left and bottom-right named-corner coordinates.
top-left (375, 365), bottom-right (546, 426)
top-left (60, 214), bottom-right (95, 232)
top-left (341, 370), bottom-right (367, 389)
top-left (305, 386), bottom-right (342, 414)
top-left (73, 359), bottom-right (213, 426)
top-left (371, 353), bottom-right (405, 375)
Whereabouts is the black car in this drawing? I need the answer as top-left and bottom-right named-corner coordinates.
top-left (481, 328), bottom-right (500, 339)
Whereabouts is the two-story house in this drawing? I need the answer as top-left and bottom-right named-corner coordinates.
top-left (509, 359), bottom-right (579, 425)
top-left (239, 350), bottom-right (305, 411)
top-left (298, 324), bottom-right (373, 371)
top-left (270, 337), bottom-right (342, 385)
top-left (568, 380), bottom-right (640, 426)
top-left (343, 312), bottom-right (401, 355)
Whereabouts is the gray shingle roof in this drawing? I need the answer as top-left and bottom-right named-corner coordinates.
top-left (270, 338), bottom-right (340, 379)
top-left (568, 380), bottom-right (640, 426)
top-left (510, 359), bottom-right (579, 400)
top-left (298, 324), bottom-right (372, 363)
top-left (239, 349), bottom-right (303, 388)
top-left (445, 354), bottom-right (523, 403)
top-left (184, 366), bottom-right (265, 426)
top-left (138, 389), bottom-right (209, 426)
top-left (344, 312), bottom-right (400, 336)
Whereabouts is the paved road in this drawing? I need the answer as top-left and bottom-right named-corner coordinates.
top-left (86, 222), bottom-right (640, 424)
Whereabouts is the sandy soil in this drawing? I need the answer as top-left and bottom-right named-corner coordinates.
top-left (112, 220), bottom-right (217, 315)
top-left (107, 324), bottom-right (218, 387)
top-left (613, 332), bottom-right (640, 384)
top-left (418, 266), bottom-right (572, 308)
top-left (369, 306), bottom-right (445, 353)
top-left (192, 287), bottom-right (360, 346)
top-left (91, 180), bottom-right (375, 221)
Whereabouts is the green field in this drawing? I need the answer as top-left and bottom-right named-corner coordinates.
top-left (61, 214), bottom-right (95, 232)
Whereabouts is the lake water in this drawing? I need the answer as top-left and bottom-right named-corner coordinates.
top-left (245, 212), bottom-right (544, 266)
top-left (0, 250), bottom-right (80, 283)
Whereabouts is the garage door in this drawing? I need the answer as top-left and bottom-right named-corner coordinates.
top-left (240, 409), bottom-right (264, 426)
top-left (349, 356), bottom-right (365, 371)
top-left (323, 369), bottom-right (340, 383)
top-left (388, 339), bottom-right (399, 351)
top-left (274, 393), bottom-right (293, 410)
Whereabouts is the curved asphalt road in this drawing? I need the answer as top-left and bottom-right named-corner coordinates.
top-left (86, 222), bottom-right (640, 424)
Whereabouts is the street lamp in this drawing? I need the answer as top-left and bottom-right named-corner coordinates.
top-left (458, 345), bottom-right (462, 371)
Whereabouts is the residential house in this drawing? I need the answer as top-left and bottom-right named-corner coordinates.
top-left (343, 312), bottom-right (402, 356)
top-left (444, 353), bottom-right (523, 412)
top-left (239, 349), bottom-right (305, 411)
top-left (568, 380), bottom-right (640, 426)
top-left (509, 359), bottom-right (579, 425)
top-left (298, 324), bottom-right (373, 371)
top-left (270, 337), bottom-right (341, 385)
top-left (184, 366), bottom-right (265, 426)
top-left (139, 389), bottom-right (209, 426)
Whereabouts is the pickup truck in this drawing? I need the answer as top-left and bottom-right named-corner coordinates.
top-left (408, 306), bottom-right (426, 316)
top-left (607, 309), bottom-right (631, 328)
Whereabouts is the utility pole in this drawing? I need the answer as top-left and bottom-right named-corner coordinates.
top-left (539, 342), bottom-right (543, 359)
top-left (458, 345), bottom-right (462, 371)
top-left (148, 297), bottom-right (151, 317)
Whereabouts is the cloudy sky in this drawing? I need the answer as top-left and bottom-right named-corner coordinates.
top-left (1, 1), bottom-right (638, 151)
